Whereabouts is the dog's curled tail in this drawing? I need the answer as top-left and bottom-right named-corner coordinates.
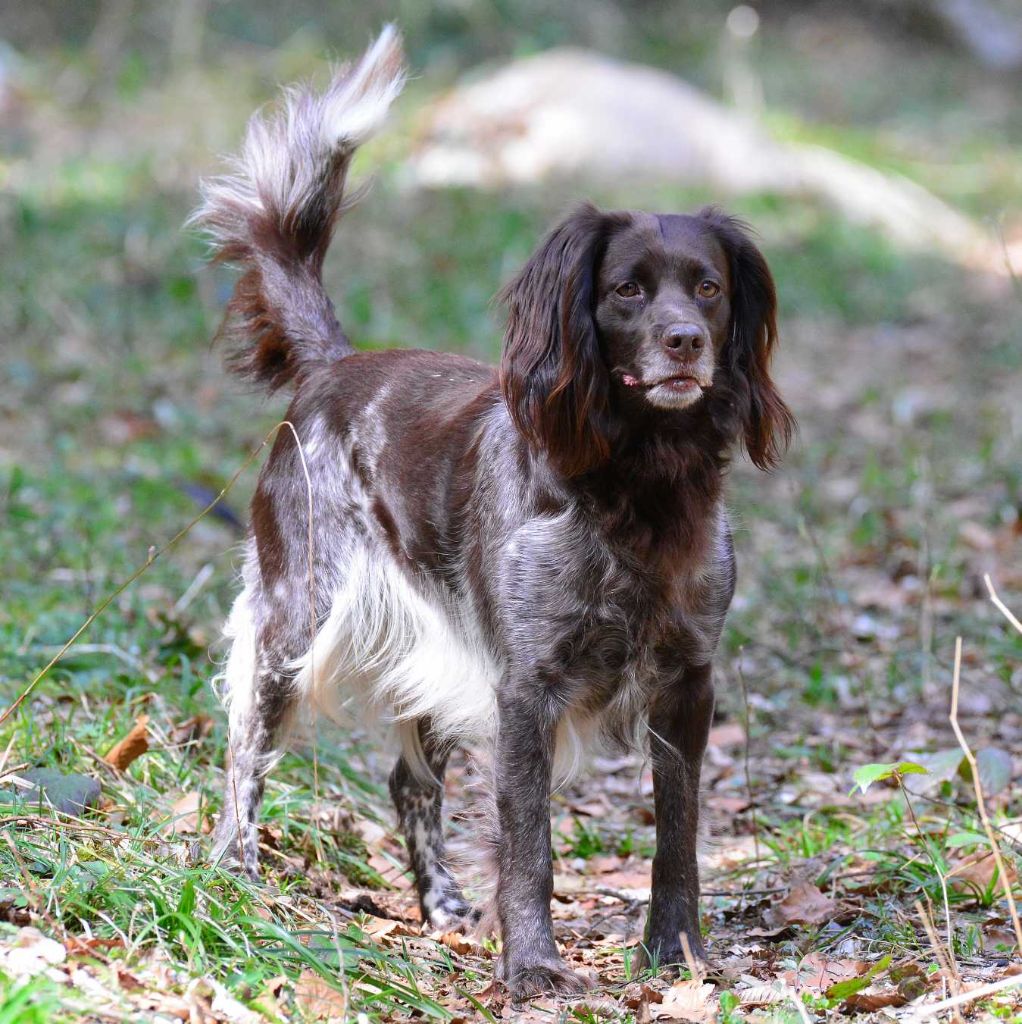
top-left (190, 26), bottom-right (405, 390)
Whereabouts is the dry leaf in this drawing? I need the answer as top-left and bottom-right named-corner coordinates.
top-left (160, 791), bottom-right (204, 836)
top-left (169, 714), bottom-right (213, 747)
top-left (843, 988), bottom-right (907, 1011)
top-left (104, 715), bottom-right (150, 770)
top-left (0, 927), bottom-right (66, 977)
top-left (783, 953), bottom-right (866, 991)
top-left (623, 983), bottom-right (664, 1010)
top-left (354, 818), bottom-right (388, 845)
top-left (763, 881), bottom-right (839, 929)
top-left (949, 850), bottom-right (1017, 898)
top-left (362, 915), bottom-right (413, 941)
top-left (706, 795), bottom-right (750, 814)
top-left (295, 971), bottom-right (348, 1022)
top-left (960, 521), bottom-right (996, 550)
top-left (737, 984), bottom-right (785, 1007)
top-left (437, 931), bottom-right (478, 955)
top-left (116, 968), bottom-right (144, 991)
top-left (63, 935), bottom-right (124, 958)
top-left (653, 979), bottom-right (715, 1021)
top-left (708, 722), bottom-right (745, 747)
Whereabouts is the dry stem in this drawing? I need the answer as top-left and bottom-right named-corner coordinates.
top-left (948, 635), bottom-right (1022, 958)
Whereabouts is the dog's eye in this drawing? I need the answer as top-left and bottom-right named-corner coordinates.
top-left (615, 282), bottom-right (641, 298)
top-left (697, 280), bottom-right (721, 298)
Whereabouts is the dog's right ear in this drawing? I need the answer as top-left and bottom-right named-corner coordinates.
top-left (499, 204), bottom-right (612, 478)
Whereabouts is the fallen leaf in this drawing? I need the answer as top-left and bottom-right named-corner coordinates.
top-left (295, 971), bottom-right (348, 1022)
top-left (763, 881), bottom-right (839, 929)
top-left (785, 952), bottom-right (866, 992)
top-left (960, 521), bottom-right (996, 550)
top-left (824, 954), bottom-right (891, 1001)
top-left (361, 915), bottom-right (413, 940)
top-left (354, 818), bottom-right (388, 845)
top-left (116, 968), bottom-right (144, 991)
top-left (843, 988), bottom-right (907, 1011)
top-left (208, 978), bottom-right (264, 1024)
top-left (567, 798), bottom-right (612, 816)
top-left (169, 714), bottom-right (213, 747)
top-left (708, 722), bottom-right (745, 747)
top-left (63, 935), bottom-right (124, 958)
top-left (104, 715), bottom-right (150, 770)
top-left (437, 931), bottom-right (479, 955)
top-left (736, 984), bottom-right (785, 1007)
top-left (160, 791), bottom-right (204, 836)
top-left (984, 924), bottom-right (1020, 950)
top-left (623, 983), bottom-right (664, 1010)
top-left (949, 850), bottom-right (1017, 897)
top-left (706, 795), bottom-right (750, 814)
top-left (0, 926), bottom-right (66, 977)
top-left (653, 979), bottom-right (715, 1020)
top-left (974, 747), bottom-right (1014, 798)
top-left (902, 748), bottom-right (966, 794)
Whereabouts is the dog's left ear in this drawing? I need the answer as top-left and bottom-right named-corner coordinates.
top-left (701, 208), bottom-right (795, 470)
top-left (500, 204), bottom-right (613, 478)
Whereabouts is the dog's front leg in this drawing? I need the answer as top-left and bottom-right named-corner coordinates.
top-left (493, 683), bottom-right (590, 1001)
top-left (637, 662), bottom-right (714, 974)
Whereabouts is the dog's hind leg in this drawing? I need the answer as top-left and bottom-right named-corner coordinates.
top-left (211, 590), bottom-right (304, 880)
top-left (389, 720), bottom-right (478, 929)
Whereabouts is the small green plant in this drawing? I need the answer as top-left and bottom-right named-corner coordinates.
top-left (561, 818), bottom-right (606, 859)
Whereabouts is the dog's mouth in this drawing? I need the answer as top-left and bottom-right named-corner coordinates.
top-left (619, 371), bottom-right (713, 394)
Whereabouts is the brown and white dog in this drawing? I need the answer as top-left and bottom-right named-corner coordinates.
top-left (193, 26), bottom-right (793, 1000)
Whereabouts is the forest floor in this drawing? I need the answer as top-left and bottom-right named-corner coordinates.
top-left (2, 6), bottom-right (1022, 1021)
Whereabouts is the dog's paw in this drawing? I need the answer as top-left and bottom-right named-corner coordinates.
top-left (498, 958), bottom-right (593, 1002)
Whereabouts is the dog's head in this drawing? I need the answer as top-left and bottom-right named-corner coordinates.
top-left (500, 204), bottom-right (795, 477)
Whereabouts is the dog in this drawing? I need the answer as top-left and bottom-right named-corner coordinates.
top-left (193, 26), bottom-right (793, 1000)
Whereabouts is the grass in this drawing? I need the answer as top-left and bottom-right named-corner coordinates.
top-left (3, 4), bottom-right (1022, 1020)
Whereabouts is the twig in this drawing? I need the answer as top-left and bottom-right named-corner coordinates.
top-left (911, 791), bottom-right (1022, 852)
top-left (948, 635), bottom-right (1022, 958)
top-left (911, 973), bottom-right (1022, 1019)
top-left (0, 422), bottom-right (297, 728)
top-left (0, 814), bottom-right (157, 842)
top-left (32, 643), bottom-right (159, 683)
top-left (985, 574), bottom-right (1022, 634)
top-left (915, 899), bottom-right (959, 993)
top-left (897, 775), bottom-right (955, 971)
top-left (173, 562), bottom-right (215, 614)
top-left (780, 981), bottom-right (812, 1024)
top-left (736, 648), bottom-right (761, 887)
top-left (0, 734), bottom-right (18, 777)
top-left (918, 535), bottom-right (935, 692)
top-left (287, 420), bottom-right (325, 870)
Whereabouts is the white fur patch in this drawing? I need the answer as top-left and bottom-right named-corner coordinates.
top-left (189, 25), bottom-right (405, 244)
top-left (289, 545), bottom-right (502, 757)
top-left (214, 557), bottom-right (259, 728)
top-left (322, 25), bottom-right (407, 147)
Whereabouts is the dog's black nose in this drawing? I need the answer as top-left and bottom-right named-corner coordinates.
top-left (662, 323), bottom-right (706, 358)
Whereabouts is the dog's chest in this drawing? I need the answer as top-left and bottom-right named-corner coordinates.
top-left (502, 503), bottom-right (732, 695)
